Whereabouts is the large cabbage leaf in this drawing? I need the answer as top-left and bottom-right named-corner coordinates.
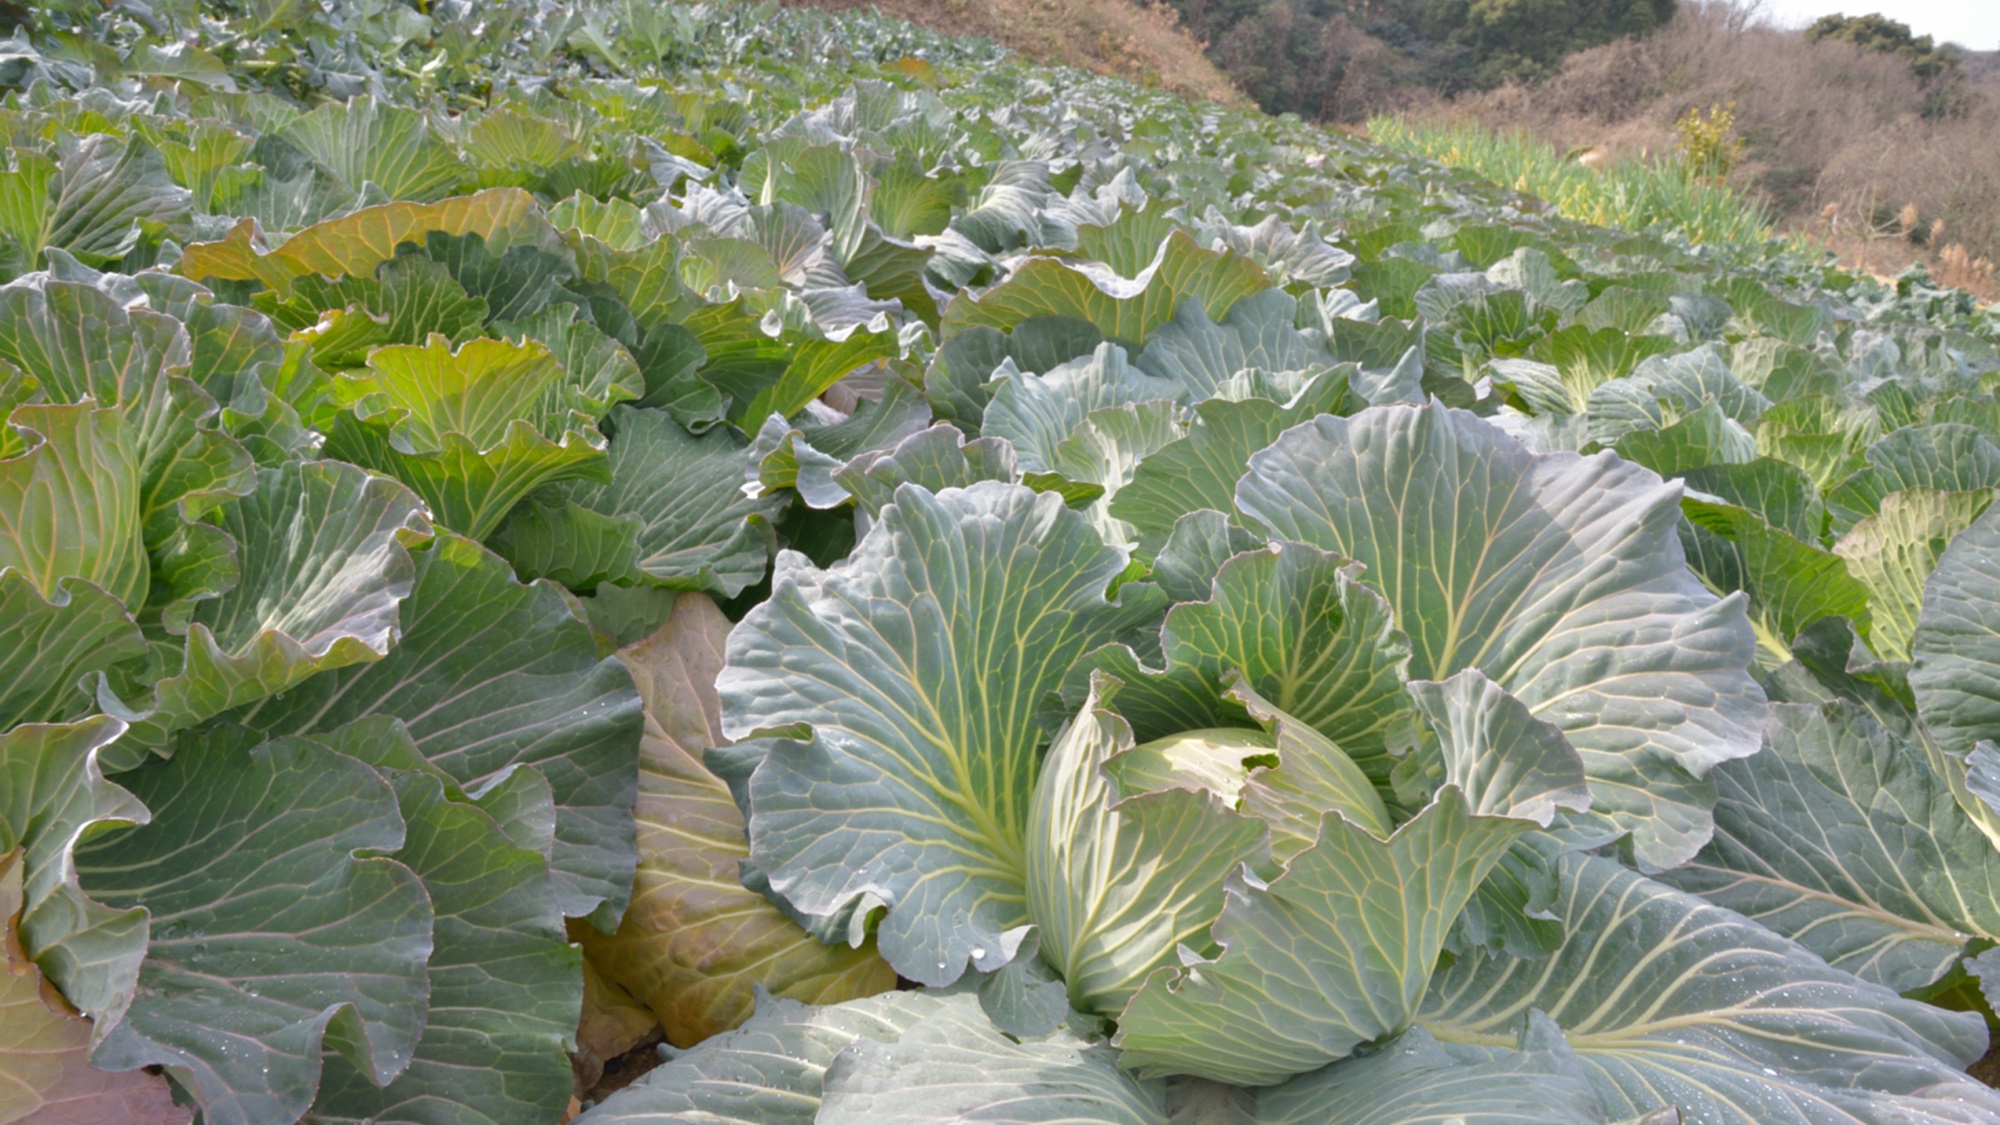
top-left (718, 481), bottom-right (1162, 985)
top-left (1423, 853), bottom-right (2000, 1123)
top-left (1910, 498), bottom-right (2000, 758)
top-left (308, 723), bottom-right (582, 1125)
top-left (1236, 401), bottom-right (1766, 869)
top-left (578, 592), bottom-right (895, 1049)
top-left (575, 990), bottom-right (952, 1125)
top-left (1112, 670), bottom-right (1589, 1086)
top-left (0, 404), bottom-right (147, 611)
top-left (1661, 701), bottom-right (2000, 990)
top-left (491, 405), bottom-right (786, 598)
top-left (102, 459), bottom-right (433, 754)
top-left (72, 729), bottom-right (433, 1125)
top-left (233, 534), bottom-right (643, 929)
top-left (0, 851), bottom-right (188, 1125)
top-left (578, 988), bottom-right (1164, 1125)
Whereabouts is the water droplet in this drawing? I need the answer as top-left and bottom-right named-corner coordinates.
top-left (970, 947), bottom-right (986, 960)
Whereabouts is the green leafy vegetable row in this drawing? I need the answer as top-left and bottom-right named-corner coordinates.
top-left (4, 1), bottom-right (2000, 1123)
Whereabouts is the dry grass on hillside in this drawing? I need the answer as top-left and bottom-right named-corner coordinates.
top-left (782, 0), bottom-right (1245, 106)
top-left (1409, 0), bottom-right (2000, 301)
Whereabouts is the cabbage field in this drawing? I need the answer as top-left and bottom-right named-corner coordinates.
top-left (9, 0), bottom-right (2000, 1122)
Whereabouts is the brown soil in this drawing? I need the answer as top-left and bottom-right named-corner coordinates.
top-left (1973, 1041), bottom-right (2000, 1087)
top-left (781, 0), bottom-right (1247, 107)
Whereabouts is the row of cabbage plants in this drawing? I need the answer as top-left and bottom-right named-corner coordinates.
top-left (5, 1), bottom-right (2000, 1122)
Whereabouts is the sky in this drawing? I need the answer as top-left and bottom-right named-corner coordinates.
top-left (1754, 0), bottom-right (2000, 50)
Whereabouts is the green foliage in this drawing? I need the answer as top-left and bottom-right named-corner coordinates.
top-left (3, 0), bottom-right (2000, 1122)
top-left (1168, 0), bottom-right (1678, 117)
top-left (1371, 115), bottom-right (1774, 249)
top-left (1804, 12), bottom-right (1971, 118)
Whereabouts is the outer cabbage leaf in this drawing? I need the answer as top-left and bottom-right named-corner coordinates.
top-left (1833, 488), bottom-right (1992, 663)
top-left (1422, 853), bottom-right (2000, 1124)
top-left (1147, 510), bottom-right (1262, 605)
top-left (1756, 394), bottom-right (1874, 492)
top-left (1518, 325), bottom-right (1677, 415)
top-left (1825, 423), bottom-right (2000, 533)
top-left (1585, 345), bottom-right (1769, 446)
top-left (1, 715), bottom-right (149, 1016)
top-left (0, 136), bottom-right (190, 273)
top-left (1659, 701), bottom-right (2000, 991)
top-left (0, 851), bottom-right (188, 1125)
top-left (1109, 374), bottom-right (1348, 559)
top-left (1774, 616), bottom-right (1921, 744)
top-left (0, 275), bottom-right (254, 553)
top-left (923, 316), bottom-right (1102, 431)
top-left (1614, 401), bottom-right (1755, 476)
top-left (103, 459), bottom-right (433, 755)
top-left (981, 342), bottom-right (1180, 474)
top-left (717, 481), bottom-right (1164, 985)
top-left (833, 423), bottom-right (1021, 523)
top-left (254, 254), bottom-right (489, 373)
top-left (815, 991), bottom-right (1167, 1125)
top-left (0, 570), bottom-right (145, 727)
top-left (178, 189), bottom-right (566, 297)
top-left (233, 533), bottom-right (643, 930)
top-left (1404, 670), bottom-right (1594, 825)
top-left (490, 405), bottom-right (785, 598)
top-left (736, 328), bottom-right (901, 429)
top-left (943, 231), bottom-right (1269, 347)
top-left (1071, 205), bottom-right (1183, 279)
top-left (279, 97), bottom-right (469, 203)
top-left (309, 743), bottom-right (582, 1125)
top-left (1253, 1016), bottom-right (1607, 1125)
top-left (1680, 457), bottom-right (1823, 543)
top-left (1911, 500), bottom-right (2000, 758)
top-left (1046, 401), bottom-right (1186, 550)
top-left (421, 231), bottom-right (578, 324)
top-left (0, 404), bottom-right (147, 610)
top-left (1134, 291), bottom-right (1328, 399)
top-left (1197, 212), bottom-right (1354, 289)
top-left (1236, 401), bottom-right (1765, 869)
top-left (73, 730), bottom-right (433, 1125)
top-left (1679, 496), bottom-right (1871, 665)
top-left (578, 593), bottom-right (895, 1049)
top-left (575, 990), bottom-right (952, 1125)
top-left (1406, 671), bottom-right (1591, 957)
top-left (747, 373), bottom-right (933, 509)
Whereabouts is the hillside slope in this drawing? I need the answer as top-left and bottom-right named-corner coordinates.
top-left (784, 0), bottom-right (1244, 104)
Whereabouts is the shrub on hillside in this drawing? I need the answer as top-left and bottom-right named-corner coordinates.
top-left (1168, 0), bottom-right (1677, 117)
top-left (1805, 12), bottom-right (1975, 118)
top-left (1406, 0), bottom-right (2000, 269)
top-left (1205, 3), bottom-right (1425, 120)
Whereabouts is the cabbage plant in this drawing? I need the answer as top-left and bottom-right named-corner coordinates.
top-left (5, 0), bottom-right (2000, 1122)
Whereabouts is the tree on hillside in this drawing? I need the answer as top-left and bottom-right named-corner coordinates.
top-left (1423, 0), bottom-right (1678, 87)
top-left (1165, 0), bottom-right (1678, 116)
top-left (1201, 2), bottom-right (1427, 119)
top-left (1804, 12), bottom-right (1974, 117)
